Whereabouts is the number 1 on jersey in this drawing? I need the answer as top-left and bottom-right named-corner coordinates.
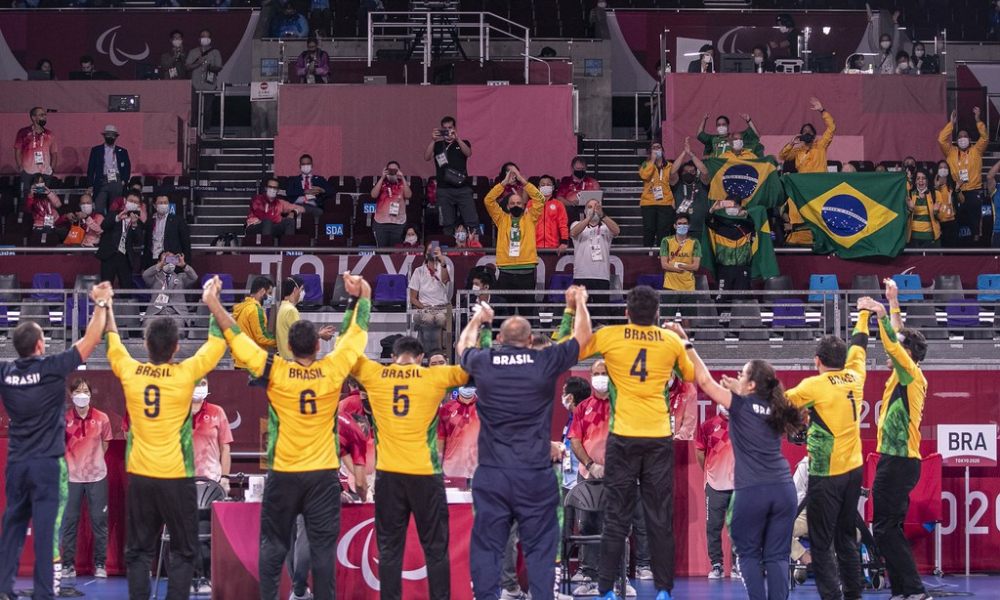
top-left (630, 349), bottom-right (649, 382)
top-left (847, 390), bottom-right (857, 421)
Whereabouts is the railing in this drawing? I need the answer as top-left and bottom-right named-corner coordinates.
top-left (366, 11), bottom-right (530, 85)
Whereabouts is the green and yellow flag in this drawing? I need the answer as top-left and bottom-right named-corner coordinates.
top-left (782, 173), bottom-right (908, 259)
top-left (699, 206), bottom-right (780, 280)
top-left (706, 156), bottom-right (783, 209)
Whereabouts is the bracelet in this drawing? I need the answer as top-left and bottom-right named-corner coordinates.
top-left (585, 461), bottom-right (595, 471)
top-left (890, 308), bottom-right (901, 314)
top-left (684, 342), bottom-right (694, 350)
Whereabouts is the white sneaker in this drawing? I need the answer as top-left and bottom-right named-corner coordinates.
top-left (615, 582), bottom-right (637, 597)
top-left (731, 566), bottom-right (742, 580)
top-left (191, 580), bottom-right (212, 595)
top-left (573, 580), bottom-right (600, 596)
top-left (289, 589), bottom-right (314, 600)
top-left (708, 563), bottom-right (724, 579)
top-left (500, 588), bottom-right (529, 600)
top-left (61, 567), bottom-right (76, 579)
top-left (571, 571), bottom-right (592, 583)
top-left (94, 566), bottom-right (108, 578)
top-left (636, 567), bottom-right (653, 580)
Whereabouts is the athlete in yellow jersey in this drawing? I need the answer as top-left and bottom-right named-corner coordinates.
top-left (785, 310), bottom-right (870, 600)
top-left (351, 337), bottom-right (468, 600)
top-left (574, 285), bottom-right (694, 598)
top-left (104, 288), bottom-right (228, 600)
top-left (862, 282), bottom-right (932, 600)
top-left (203, 273), bottom-right (370, 600)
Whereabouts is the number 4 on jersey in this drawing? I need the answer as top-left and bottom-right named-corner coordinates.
top-left (630, 349), bottom-right (648, 383)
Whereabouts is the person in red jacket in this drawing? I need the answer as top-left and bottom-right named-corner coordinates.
top-left (534, 174), bottom-right (569, 254)
top-left (245, 177), bottom-right (304, 241)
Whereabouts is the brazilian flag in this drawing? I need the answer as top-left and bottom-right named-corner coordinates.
top-left (783, 173), bottom-right (908, 259)
top-left (700, 206), bottom-right (780, 280)
top-left (706, 156), bottom-right (783, 209)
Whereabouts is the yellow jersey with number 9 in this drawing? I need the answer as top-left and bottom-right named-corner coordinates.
top-left (579, 325), bottom-right (694, 438)
top-left (107, 331), bottom-right (227, 479)
top-left (351, 356), bottom-right (469, 475)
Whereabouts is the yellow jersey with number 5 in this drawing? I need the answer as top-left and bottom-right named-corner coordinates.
top-left (579, 325), bottom-right (694, 438)
top-left (351, 355), bottom-right (469, 475)
top-left (107, 331), bottom-right (227, 479)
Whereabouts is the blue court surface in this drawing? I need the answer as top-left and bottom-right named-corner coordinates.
top-left (12, 574), bottom-right (996, 599)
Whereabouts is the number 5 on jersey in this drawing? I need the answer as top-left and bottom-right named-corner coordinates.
top-left (393, 385), bottom-right (409, 417)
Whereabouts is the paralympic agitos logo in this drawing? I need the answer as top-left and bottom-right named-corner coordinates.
top-left (336, 518), bottom-right (427, 590)
top-left (96, 26), bottom-right (150, 67)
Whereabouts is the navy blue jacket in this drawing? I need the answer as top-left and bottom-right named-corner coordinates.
top-left (285, 173), bottom-right (333, 209)
top-left (87, 144), bottom-right (131, 193)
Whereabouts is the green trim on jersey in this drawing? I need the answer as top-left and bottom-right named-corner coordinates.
top-left (267, 404), bottom-right (280, 470)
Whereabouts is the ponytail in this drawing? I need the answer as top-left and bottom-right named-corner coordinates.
top-left (746, 359), bottom-right (807, 437)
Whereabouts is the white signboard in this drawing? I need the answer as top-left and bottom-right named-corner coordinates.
top-left (250, 81), bottom-right (278, 102)
top-left (937, 424), bottom-right (998, 467)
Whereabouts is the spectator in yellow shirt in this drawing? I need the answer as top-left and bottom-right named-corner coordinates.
top-left (232, 276), bottom-right (275, 369)
top-left (718, 132), bottom-right (758, 160)
top-left (639, 141), bottom-right (676, 247)
top-left (275, 276), bottom-right (335, 361)
top-left (939, 107), bottom-right (988, 244)
top-left (778, 97), bottom-right (835, 174)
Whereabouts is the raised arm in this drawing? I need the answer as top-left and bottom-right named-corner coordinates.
top-left (846, 305), bottom-right (871, 374)
top-left (73, 283), bottom-right (113, 361)
top-left (457, 302), bottom-right (493, 357)
top-left (688, 152), bottom-right (711, 186)
top-left (882, 277), bottom-right (903, 332)
top-left (974, 108), bottom-right (989, 153)
top-left (571, 286), bottom-right (592, 349)
top-left (483, 180), bottom-right (507, 224)
top-left (938, 113), bottom-right (954, 157)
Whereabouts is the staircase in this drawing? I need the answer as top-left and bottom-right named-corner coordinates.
top-left (190, 138), bottom-right (273, 247)
top-left (580, 139), bottom-right (648, 248)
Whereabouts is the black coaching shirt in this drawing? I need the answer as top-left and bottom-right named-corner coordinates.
top-left (0, 348), bottom-right (82, 462)
top-left (460, 340), bottom-right (580, 470)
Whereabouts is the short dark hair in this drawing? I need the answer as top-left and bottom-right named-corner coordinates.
top-left (200, 28), bottom-right (211, 36)
top-left (700, 43), bottom-right (714, 53)
top-left (898, 327), bottom-right (928, 363)
top-left (896, 50), bottom-right (910, 61)
top-left (69, 377), bottom-right (92, 394)
top-left (441, 116), bottom-right (456, 127)
top-left (287, 320), bottom-right (319, 359)
top-left (170, 29), bottom-right (183, 38)
top-left (564, 376), bottom-right (592, 403)
top-left (386, 161), bottom-right (400, 170)
top-left (681, 161), bottom-right (697, 172)
top-left (80, 55), bottom-right (94, 64)
top-left (427, 349), bottom-right (447, 362)
top-left (299, 154), bottom-right (313, 163)
top-left (392, 336), bottom-right (424, 359)
top-left (126, 190), bottom-right (141, 201)
top-left (472, 269), bottom-right (494, 288)
top-left (12, 321), bottom-right (43, 358)
top-left (752, 43), bottom-right (767, 55)
top-left (306, 37), bottom-right (318, 45)
top-left (145, 317), bottom-right (180, 364)
top-left (815, 335), bottom-right (847, 370)
top-left (572, 155), bottom-right (587, 166)
top-left (626, 286), bottom-right (659, 326)
top-left (538, 174), bottom-right (556, 187)
top-left (30, 106), bottom-right (44, 118)
top-left (675, 214), bottom-right (690, 224)
top-left (282, 275), bottom-right (304, 299)
top-left (716, 115), bottom-right (730, 126)
top-left (250, 276), bottom-right (274, 295)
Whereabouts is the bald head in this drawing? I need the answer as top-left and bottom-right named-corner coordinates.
top-left (498, 316), bottom-right (532, 348)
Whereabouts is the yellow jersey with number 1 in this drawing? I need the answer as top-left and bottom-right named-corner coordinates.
top-left (579, 325), bottom-right (694, 438)
top-left (107, 329), bottom-right (227, 479)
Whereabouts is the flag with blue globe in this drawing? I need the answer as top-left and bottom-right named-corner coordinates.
top-left (706, 156), bottom-right (782, 208)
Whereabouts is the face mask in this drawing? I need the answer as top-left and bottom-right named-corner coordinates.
top-left (509, 206), bottom-right (524, 218)
top-left (914, 49), bottom-right (924, 58)
top-left (163, 264), bottom-right (176, 274)
top-left (200, 37), bottom-right (211, 46)
top-left (80, 204), bottom-right (94, 216)
top-left (957, 137), bottom-right (970, 150)
top-left (653, 150), bottom-right (663, 159)
top-left (37, 119), bottom-right (47, 128)
top-left (125, 202), bottom-right (139, 212)
top-left (405, 234), bottom-right (418, 245)
top-left (725, 207), bottom-right (741, 216)
top-left (778, 25), bottom-right (789, 33)
top-left (681, 173), bottom-right (696, 184)
top-left (104, 136), bottom-right (116, 145)
top-left (561, 394), bottom-right (574, 410)
top-left (263, 293), bottom-right (274, 308)
top-left (386, 175), bottom-right (397, 183)
top-left (458, 386), bottom-right (476, 399)
top-left (938, 167), bottom-right (949, 178)
top-left (880, 40), bottom-right (891, 50)
top-left (539, 185), bottom-right (554, 196)
top-left (265, 188), bottom-right (278, 199)
top-left (800, 132), bottom-right (815, 144)
top-left (703, 54), bottom-right (712, 63)
top-left (732, 139), bottom-right (744, 151)
top-left (916, 184), bottom-right (928, 194)
top-left (156, 204), bottom-right (170, 216)
top-left (717, 125), bottom-right (728, 136)
top-left (455, 230), bottom-right (468, 242)
top-left (72, 393), bottom-right (90, 408)
top-left (676, 224), bottom-right (689, 236)
top-left (573, 169), bottom-right (586, 179)
top-left (591, 375), bottom-right (609, 394)
top-left (300, 164), bottom-right (312, 175)
top-left (898, 61), bottom-right (909, 70)
top-left (754, 55), bottom-right (764, 65)
top-left (192, 387), bottom-right (209, 402)
top-left (172, 39), bottom-right (183, 48)
top-left (471, 284), bottom-right (481, 292)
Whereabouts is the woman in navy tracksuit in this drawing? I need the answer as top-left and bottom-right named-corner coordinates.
top-left (669, 323), bottom-right (806, 600)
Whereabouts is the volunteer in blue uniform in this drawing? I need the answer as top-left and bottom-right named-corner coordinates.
top-left (457, 288), bottom-right (591, 600)
top-left (0, 282), bottom-right (113, 600)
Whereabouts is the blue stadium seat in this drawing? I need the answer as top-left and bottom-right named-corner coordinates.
top-left (808, 274), bottom-right (838, 302)
top-left (374, 274), bottom-right (408, 311)
top-left (547, 274), bottom-right (574, 303)
top-left (30, 273), bottom-right (63, 302)
top-left (978, 274), bottom-right (1000, 302)
top-left (202, 273), bottom-right (235, 303)
top-left (297, 273), bottom-right (324, 308)
top-left (946, 299), bottom-right (984, 335)
top-left (892, 274), bottom-right (924, 302)
top-left (773, 299), bottom-right (806, 328)
top-left (636, 274), bottom-right (663, 289)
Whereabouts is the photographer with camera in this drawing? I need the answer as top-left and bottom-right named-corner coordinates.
top-left (141, 251), bottom-right (198, 328)
top-left (371, 161), bottom-right (413, 247)
top-left (423, 116), bottom-right (477, 236)
top-left (26, 173), bottom-right (67, 242)
top-left (408, 242), bottom-right (453, 360)
top-left (96, 189), bottom-right (145, 289)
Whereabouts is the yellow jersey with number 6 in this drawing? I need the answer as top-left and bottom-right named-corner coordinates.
top-left (579, 325), bottom-right (694, 438)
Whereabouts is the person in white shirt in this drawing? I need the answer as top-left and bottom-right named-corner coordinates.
top-left (408, 243), bottom-right (452, 357)
top-left (569, 197), bottom-right (620, 322)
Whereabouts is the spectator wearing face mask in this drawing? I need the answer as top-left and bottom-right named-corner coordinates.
top-left (424, 116), bottom-right (476, 237)
top-left (96, 190), bottom-right (144, 288)
top-left (454, 224), bottom-right (484, 256)
top-left (272, 2), bottom-right (309, 37)
top-left (640, 141), bottom-right (676, 247)
top-left (409, 242), bottom-right (453, 356)
top-left (719, 132), bottom-right (757, 160)
top-left (698, 113), bottom-right (760, 158)
top-left (696, 406), bottom-right (737, 580)
top-left (485, 166), bottom-right (545, 321)
top-left (556, 156), bottom-right (601, 220)
top-left (296, 37), bottom-right (330, 84)
top-left (985, 161), bottom-right (1000, 248)
top-left (779, 98), bottom-right (834, 174)
top-left (60, 378), bottom-right (113, 580)
top-left (275, 275), bottom-right (336, 361)
top-left (14, 107), bottom-right (57, 201)
top-left (750, 45), bottom-right (775, 73)
top-left (570, 198), bottom-right (620, 322)
top-left (161, 30), bottom-right (188, 80)
top-left (660, 213), bottom-right (701, 328)
top-left (894, 51), bottom-right (916, 75)
top-left (495, 162), bottom-right (528, 212)
top-left (934, 161), bottom-right (959, 247)
top-left (940, 108), bottom-right (988, 245)
top-left (287, 154), bottom-right (333, 217)
top-left (186, 30), bottom-right (223, 131)
top-left (910, 42), bottom-right (938, 74)
top-left (233, 276), bottom-right (277, 369)
top-left (534, 174), bottom-right (570, 255)
top-left (875, 12), bottom-right (902, 75)
top-left (902, 156), bottom-right (918, 189)
top-left (370, 161), bottom-right (413, 247)
top-left (142, 251), bottom-right (198, 327)
top-left (86, 125), bottom-right (130, 216)
top-left (770, 13), bottom-right (800, 59)
top-left (246, 177), bottom-right (304, 241)
top-left (906, 169), bottom-right (944, 247)
top-left (25, 174), bottom-right (65, 242)
top-left (707, 200), bottom-right (754, 295)
top-left (397, 225), bottom-right (423, 252)
top-left (143, 194), bottom-right (191, 270)
top-left (57, 194), bottom-right (103, 247)
top-left (670, 141), bottom-right (712, 241)
top-left (688, 44), bottom-right (715, 73)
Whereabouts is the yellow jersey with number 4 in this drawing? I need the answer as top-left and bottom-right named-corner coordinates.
top-left (107, 330), bottom-right (227, 479)
top-left (579, 325), bottom-right (694, 438)
top-left (351, 355), bottom-right (468, 475)
top-left (224, 299), bottom-right (369, 472)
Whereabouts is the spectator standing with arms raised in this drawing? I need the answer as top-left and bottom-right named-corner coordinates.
top-left (779, 98), bottom-right (834, 247)
top-left (570, 197), bottom-right (620, 322)
top-left (669, 140), bottom-right (711, 241)
top-left (535, 175), bottom-right (570, 255)
top-left (940, 108), bottom-right (988, 245)
top-left (13, 107), bottom-right (58, 200)
top-left (371, 161), bottom-right (413, 247)
top-left (639, 141), bottom-right (676, 247)
top-left (424, 117), bottom-right (476, 236)
top-left (697, 114), bottom-right (760, 158)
